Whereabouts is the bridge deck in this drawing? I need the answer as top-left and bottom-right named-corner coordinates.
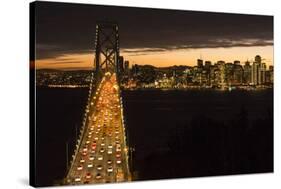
top-left (66, 73), bottom-right (130, 184)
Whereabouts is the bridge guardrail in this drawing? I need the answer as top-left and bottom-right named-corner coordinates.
top-left (65, 72), bottom-right (102, 183)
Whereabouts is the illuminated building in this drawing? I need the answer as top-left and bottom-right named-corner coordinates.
top-left (251, 55), bottom-right (262, 85)
top-left (197, 59), bottom-right (203, 68)
top-left (131, 64), bottom-right (139, 76)
top-left (124, 60), bottom-right (129, 74)
top-left (225, 63), bottom-right (234, 84)
top-left (205, 61), bottom-right (212, 70)
top-left (192, 66), bottom-right (202, 85)
top-left (251, 61), bottom-right (259, 85)
top-left (234, 60), bottom-right (240, 65)
top-left (204, 61), bottom-right (212, 86)
top-left (217, 61), bottom-right (226, 88)
top-left (243, 61), bottom-right (251, 84)
top-left (268, 65), bottom-right (274, 84)
top-left (255, 55), bottom-right (262, 63)
top-left (233, 64), bottom-right (243, 85)
top-left (260, 63), bottom-right (266, 84)
top-left (209, 65), bottom-right (220, 87)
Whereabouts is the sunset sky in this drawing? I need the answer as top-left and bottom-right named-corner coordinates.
top-left (34, 2), bottom-right (273, 70)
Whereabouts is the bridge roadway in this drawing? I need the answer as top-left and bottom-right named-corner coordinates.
top-left (66, 73), bottom-right (130, 185)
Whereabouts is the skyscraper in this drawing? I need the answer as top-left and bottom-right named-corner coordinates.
top-left (233, 64), bottom-right (243, 85)
top-left (234, 60), bottom-right (240, 66)
top-left (205, 61), bottom-right (212, 69)
top-left (251, 62), bottom-right (259, 85)
top-left (197, 59), bottom-right (203, 68)
top-left (260, 63), bottom-right (266, 84)
top-left (124, 60), bottom-right (129, 74)
top-left (217, 61), bottom-right (226, 87)
top-left (251, 55), bottom-right (262, 85)
top-left (255, 55), bottom-right (262, 63)
top-left (225, 63), bottom-right (234, 84)
top-left (243, 61), bottom-right (251, 84)
top-left (204, 61), bottom-right (212, 86)
top-left (269, 65), bottom-right (274, 84)
top-left (132, 64), bottom-right (139, 76)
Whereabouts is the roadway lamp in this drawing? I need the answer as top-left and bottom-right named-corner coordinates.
top-left (124, 147), bottom-right (128, 153)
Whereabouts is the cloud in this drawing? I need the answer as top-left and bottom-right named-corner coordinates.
top-left (35, 44), bottom-right (93, 60)
top-left (34, 2), bottom-right (273, 60)
top-left (120, 38), bottom-right (273, 56)
top-left (37, 37), bottom-right (273, 59)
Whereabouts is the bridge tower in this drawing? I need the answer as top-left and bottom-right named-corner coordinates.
top-left (64, 22), bottom-right (132, 185)
top-left (94, 22), bottom-right (120, 81)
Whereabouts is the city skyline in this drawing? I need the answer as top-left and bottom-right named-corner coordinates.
top-left (36, 54), bottom-right (274, 90)
top-left (36, 49), bottom-right (273, 70)
top-left (34, 2), bottom-right (273, 70)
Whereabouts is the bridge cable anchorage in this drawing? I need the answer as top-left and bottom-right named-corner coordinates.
top-left (65, 22), bottom-right (131, 185)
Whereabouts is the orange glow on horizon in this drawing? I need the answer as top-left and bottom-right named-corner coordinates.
top-left (35, 53), bottom-right (94, 70)
top-left (35, 46), bottom-right (273, 70)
